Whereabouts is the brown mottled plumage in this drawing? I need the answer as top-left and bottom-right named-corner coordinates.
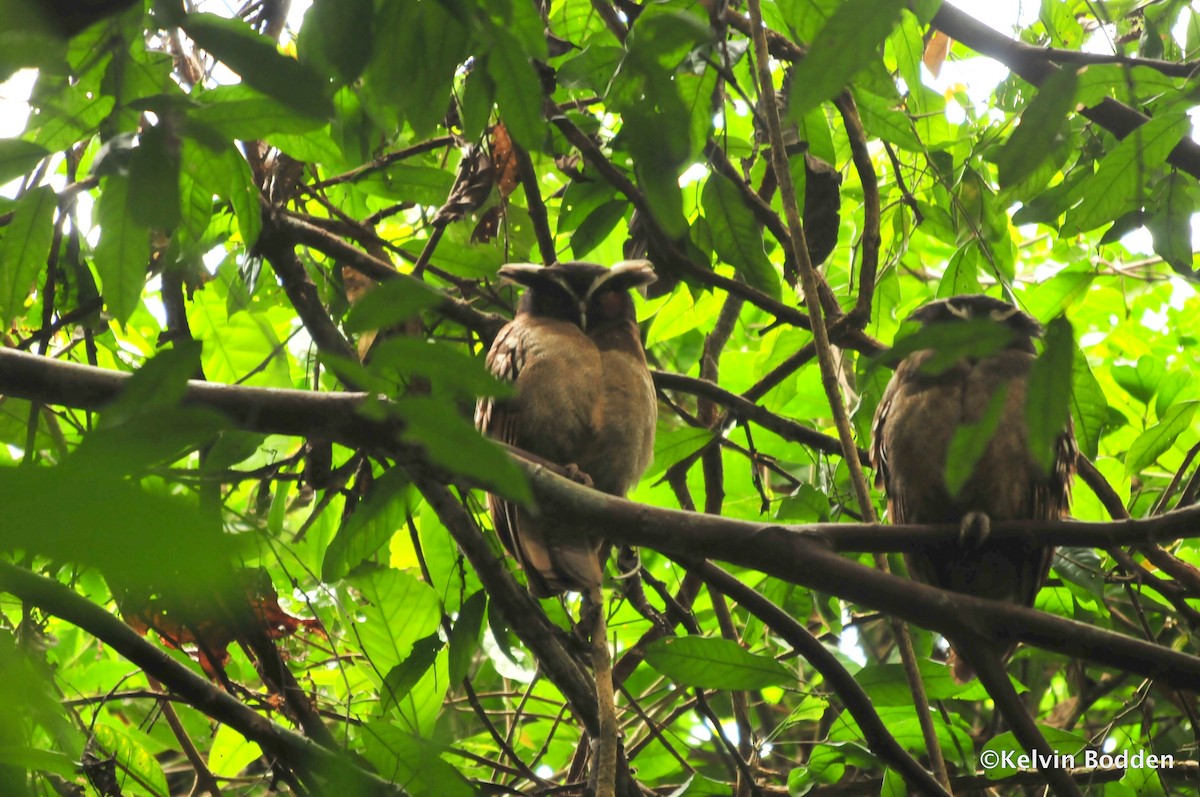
top-left (871, 295), bottom-right (1077, 680)
top-left (475, 261), bottom-right (657, 597)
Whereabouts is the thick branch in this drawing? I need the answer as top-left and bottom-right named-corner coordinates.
top-left (7, 351), bottom-right (1200, 687)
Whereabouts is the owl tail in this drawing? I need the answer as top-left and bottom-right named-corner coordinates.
top-left (517, 516), bottom-right (604, 598)
top-left (491, 495), bottom-right (603, 597)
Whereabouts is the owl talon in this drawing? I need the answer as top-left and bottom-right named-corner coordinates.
top-left (959, 511), bottom-right (991, 548)
top-left (563, 463), bottom-right (595, 488)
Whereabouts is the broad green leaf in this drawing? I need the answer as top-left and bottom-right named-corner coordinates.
top-left (856, 661), bottom-right (984, 704)
top-left (360, 722), bottom-right (474, 797)
top-left (93, 723), bottom-right (168, 797)
top-left (207, 724), bottom-right (262, 778)
top-left (1112, 355), bottom-right (1165, 404)
top-left (1025, 317), bottom-right (1074, 475)
top-left (1062, 112), bottom-right (1190, 235)
top-left (98, 341), bottom-right (201, 426)
top-left (702, 173), bottom-right (781, 300)
top-left (945, 385), bottom-right (1009, 498)
top-left (644, 636), bottom-right (792, 690)
top-left (368, 338), bottom-right (509, 400)
top-left (349, 568), bottom-right (442, 673)
top-left (323, 468), bottom-right (413, 582)
top-left (297, 0), bottom-right (373, 84)
top-left (1126, 401), bottom-right (1198, 476)
top-left (393, 397), bottom-right (531, 504)
top-left (851, 88), bottom-right (922, 151)
top-left (1023, 264), bottom-right (1094, 322)
top-left (570, 200), bottom-right (626, 259)
top-left (1053, 546), bottom-right (1106, 597)
top-left (679, 68), bottom-right (719, 159)
top-left (188, 83), bottom-right (327, 140)
top-left (0, 185), bottom-right (55, 325)
top-left (360, 164), bottom-right (455, 205)
top-left (636, 156), bottom-right (689, 240)
top-left (935, 245), bottom-right (981, 298)
top-left (94, 174), bottom-right (150, 324)
top-left (343, 278), bottom-right (443, 333)
top-left (995, 68), bottom-right (1078, 188)
top-left (1148, 171), bottom-right (1195, 276)
top-left (487, 29), bottom-right (545, 150)
top-left (127, 121), bottom-right (180, 229)
top-left (1070, 346), bottom-right (1108, 460)
top-left (0, 139), bottom-right (48, 186)
top-left (363, 1), bottom-right (468, 135)
top-left (381, 634), bottom-right (444, 711)
top-left (181, 137), bottom-right (261, 246)
top-left (448, 590), bottom-right (487, 684)
top-left (183, 12), bottom-right (332, 118)
top-left (787, 0), bottom-right (904, 119)
top-left (875, 316), bottom-right (1016, 375)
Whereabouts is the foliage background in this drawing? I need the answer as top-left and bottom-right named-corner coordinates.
top-left (1, 0), bottom-right (1200, 795)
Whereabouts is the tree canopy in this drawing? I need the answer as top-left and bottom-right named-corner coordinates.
top-left (1, 0), bottom-right (1200, 795)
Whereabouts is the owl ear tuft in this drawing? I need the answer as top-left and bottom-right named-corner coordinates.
top-left (605, 260), bottom-right (657, 290)
top-left (497, 263), bottom-right (547, 287)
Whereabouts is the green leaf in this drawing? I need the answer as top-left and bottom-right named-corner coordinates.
top-left (570, 200), bottom-right (626, 259)
top-left (944, 384), bottom-right (1009, 498)
top-left (363, 1), bottom-right (468, 135)
top-left (1025, 317), bottom-right (1074, 475)
top-left (875, 317), bottom-right (1016, 375)
top-left (0, 139), bottom-right (49, 186)
top-left (643, 636), bottom-right (792, 690)
top-left (995, 68), bottom-right (1078, 188)
top-left (702, 173), bottom-right (781, 300)
top-left (1148, 171), bottom-right (1195, 276)
top-left (182, 12), bottom-right (332, 118)
top-left (1126, 401), bottom-right (1198, 476)
top-left (851, 89), bottom-right (922, 151)
top-left (343, 278), bottom-right (444, 333)
top-left (1113, 355), bottom-right (1165, 404)
top-left (360, 722), bottom-right (474, 797)
top-left (94, 174), bottom-right (150, 324)
top-left (0, 185), bottom-right (56, 325)
top-left (935, 245), bottom-right (981, 298)
top-left (448, 590), bottom-right (487, 684)
top-left (181, 137), bottom-right (261, 246)
top-left (360, 164), bottom-right (456, 205)
top-left (787, 0), bottom-right (904, 119)
top-left (486, 29), bottom-right (545, 150)
top-left (368, 338), bottom-right (510, 401)
top-left (127, 121), bottom-right (180, 229)
top-left (382, 634), bottom-right (444, 711)
top-left (99, 341), bottom-right (201, 426)
top-left (297, 0), bottom-right (373, 84)
top-left (323, 468), bottom-right (414, 582)
top-left (187, 83), bottom-right (327, 140)
top-left (1062, 112), bottom-right (1190, 235)
top-left (393, 398), bottom-right (531, 504)
top-left (349, 568), bottom-right (442, 673)
top-left (1069, 346), bottom-right (1108, 461)
top-left (1053, 546), bottom-right (1105, 597)
top-left (856, 661), bottom-right (982, 704)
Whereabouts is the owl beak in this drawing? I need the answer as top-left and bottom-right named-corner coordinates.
top-left (579, 300), bottom-right (588, 331)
